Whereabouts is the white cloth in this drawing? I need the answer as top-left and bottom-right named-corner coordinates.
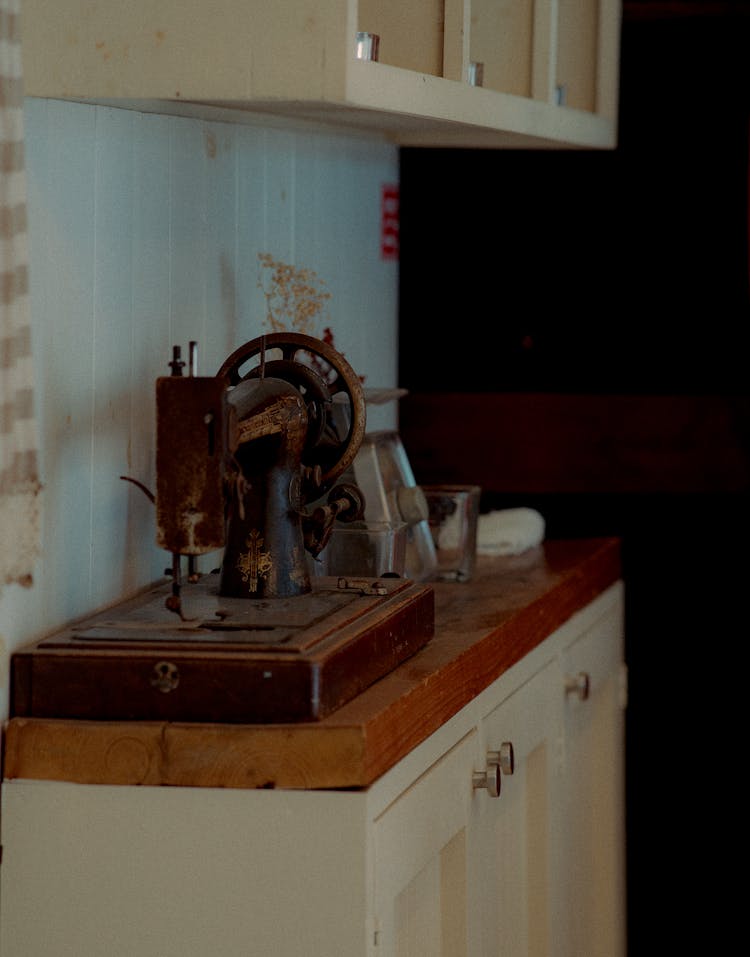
top-left (0, 0), bottom-right (41, 590)
top-left (477, 508), bottom-right (545, 556)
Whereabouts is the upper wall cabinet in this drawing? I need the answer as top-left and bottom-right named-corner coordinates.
top-left (20, 0), bottom-right (621, 149)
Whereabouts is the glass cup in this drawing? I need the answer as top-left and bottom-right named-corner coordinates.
top-left (308, 521), bottom-right (407, 579)
top-left (422, 485), bottom-right (481, 582)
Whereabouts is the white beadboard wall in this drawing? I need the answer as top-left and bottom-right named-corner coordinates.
top-left (0, 98), bottom-right (399, 719)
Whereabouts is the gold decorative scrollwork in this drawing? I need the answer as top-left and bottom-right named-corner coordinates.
top-left (236, 529), bottom-right (273, 592)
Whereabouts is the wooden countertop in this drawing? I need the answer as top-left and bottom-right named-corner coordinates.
top-left (2, 537), bottom-right (621, 790)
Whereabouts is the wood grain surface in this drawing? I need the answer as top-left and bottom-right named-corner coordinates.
top-left (3, 537), bottom-right (621, 790)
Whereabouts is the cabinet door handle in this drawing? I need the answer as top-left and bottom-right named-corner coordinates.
top-left (489, 741), bottom-right (515, 776)
top-left (565, 671), bottom-right (590, 700)
top-left (473, 760), bottom-right (501, 797)
top-left (473, 741), bottom-right (515, 797)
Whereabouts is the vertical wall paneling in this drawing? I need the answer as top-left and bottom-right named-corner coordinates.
top-left (292, 133), bottom-right (343, 349)
top-left (347, 138), bottom-right (398, 395)
top-left (332, 143), bottom-right (364, 363)
top-left (0, 99), bottom-right (398, 721)
top-left (168, 117), bottom-right (208, 350)
top-left (234, 124), bottom-right (268, 342)
top-left (264, 128), bottom-right (297, 267)
top-left (129, 113), bottom-right (172, 585)
top-left (92, 107), bottom-right (136, 604)
top-left (292, 133), bottom-right (321, 269)
top-left (202, 122), bottom-right (239, 375)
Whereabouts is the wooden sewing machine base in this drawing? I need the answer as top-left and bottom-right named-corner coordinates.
top-left (10, 575), bottom-right (434, 723)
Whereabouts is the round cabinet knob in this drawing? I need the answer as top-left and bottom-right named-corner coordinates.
top-left (496, 741), bottom-right (515, 776)
top-left (565, 671), bottom-right (590, 701)
top-left (473, 761), bottom-right (501, 798)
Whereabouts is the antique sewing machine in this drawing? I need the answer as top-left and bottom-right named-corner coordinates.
top-left (155, 332), bottom-right (370, 609)
top-left (11, 334), bottom-right (434, 723)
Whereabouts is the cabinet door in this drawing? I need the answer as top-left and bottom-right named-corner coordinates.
top-left (373, 731), bottom-right (477, 957)
top-left (557, 601), bottom-right (626, 957)
top-left (469, 662), bottom-right (561, 957)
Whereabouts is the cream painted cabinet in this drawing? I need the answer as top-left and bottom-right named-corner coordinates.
top-left (0, 585), bottom-right (624, 957)
top-left (556, 601), bottom-right (628, 956)
top-left (372, 729), bottom-right (477, 955)
top-left (348, 581), bottom-right (626, 957)
top-left (20, 0), bottom-right (621, 149)
top-left (467, 594), bottom-right (627, 957)
top-left (468, 660), bottom-right (561, 956)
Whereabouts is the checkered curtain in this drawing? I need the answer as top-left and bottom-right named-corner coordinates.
top-left (0, 0), bottom-right (41, 590)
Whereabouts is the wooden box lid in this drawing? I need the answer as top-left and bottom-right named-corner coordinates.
top-left (10, 576), bottom-right (434, 724)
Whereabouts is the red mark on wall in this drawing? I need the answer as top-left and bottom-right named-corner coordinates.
top-left (381, 184), bottom-right (400, 261)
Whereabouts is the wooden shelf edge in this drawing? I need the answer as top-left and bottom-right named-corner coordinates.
top-left (345, 60), bottom-right (618, 148)
top-left (25, 71), bottom-right (617, 152)
top-left (2, 718), bottom-right (368, 790)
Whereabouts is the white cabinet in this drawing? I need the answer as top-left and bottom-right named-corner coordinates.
top-left (354, 581), bottom-right (627, 957)
top-left (0, 583), bottom-right (624, 957)
top-left (373, 730), bottom-right (477, 956)
top-left (20, 0), bottom-right (621, 149)
top-left (470, 662), bottom-right (561, 957)
top-left (556, 601), bottom-right (628, 957)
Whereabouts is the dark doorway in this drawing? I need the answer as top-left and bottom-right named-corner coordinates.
top-left (398, 5), bottom-right (750, 952)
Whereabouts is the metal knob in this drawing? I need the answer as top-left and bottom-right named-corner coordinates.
top-left (473, 742), bottom-right (515, 797)
top-left (565, 671), bottom-right (590, 700)
top-left (473, 760), bottom-right (501, 798)
top-left (493, 741), bottom-right (515, 776)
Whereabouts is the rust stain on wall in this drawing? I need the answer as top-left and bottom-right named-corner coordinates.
top-left (95, 40), bottom-right (111, 62)
top-left (204, 131), bottom-right (217, 159)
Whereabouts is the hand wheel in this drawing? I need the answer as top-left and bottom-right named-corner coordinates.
top-left (217, 332), bottom-right (366, 492)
